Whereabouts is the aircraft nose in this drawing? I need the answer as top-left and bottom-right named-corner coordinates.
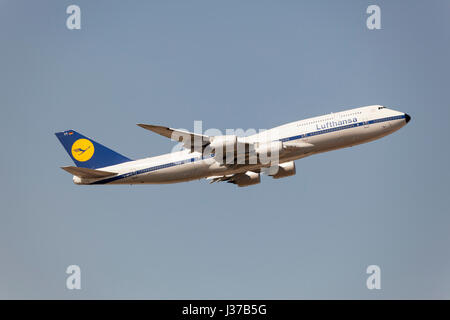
top-left (405, 113), bottom-right (411, 123)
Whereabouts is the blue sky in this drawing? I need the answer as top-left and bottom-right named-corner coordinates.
top-left (0, 0), bottom-right (449, 298)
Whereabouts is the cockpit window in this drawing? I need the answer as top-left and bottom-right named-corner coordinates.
top-left (378, 106), bottom-right (386, 110)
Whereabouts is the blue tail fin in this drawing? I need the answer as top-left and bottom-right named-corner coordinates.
top-left (55, 130), bottom-right (132, 169)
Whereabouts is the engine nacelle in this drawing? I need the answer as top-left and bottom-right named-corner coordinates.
top-left (234, 171), bottom-right (261, 187)
top-left (270, 161), bottom-right (296, 179)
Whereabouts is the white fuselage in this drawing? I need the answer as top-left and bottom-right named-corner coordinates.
top-left (76, 105), bottom-right (409, 185)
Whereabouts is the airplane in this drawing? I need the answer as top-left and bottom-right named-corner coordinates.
top-left (55, 105), bottom-right (411, 187)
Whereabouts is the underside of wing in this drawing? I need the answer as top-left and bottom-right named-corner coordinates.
top-left (207, 171), bottom-right (261, 187)
top-left (137, 124), bottom-right (210, 152)
top-left (61, 166), bottom-right (118, 179)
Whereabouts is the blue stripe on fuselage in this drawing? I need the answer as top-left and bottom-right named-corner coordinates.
top-left (280, 114), bottom-right (405, 142)
top-left (90, 156), bottom-right (204, 185)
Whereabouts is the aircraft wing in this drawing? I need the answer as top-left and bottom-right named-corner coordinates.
top-left (137, 123), bottom-right (314, 156)
top-left (137, 124), bottom-right (210, 152)
top-left (61, 166), bottom-right (118, 179)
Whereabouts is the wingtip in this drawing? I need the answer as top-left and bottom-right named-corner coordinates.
top-left (137, 123), bottom-right (169, 131)
top-left (137, 123), bottom-right (157, 129)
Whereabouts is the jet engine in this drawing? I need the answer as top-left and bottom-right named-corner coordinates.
top-left (270, 161), bottom-right (296, 179)
top-left (233, 171), bottom-right (261, 187)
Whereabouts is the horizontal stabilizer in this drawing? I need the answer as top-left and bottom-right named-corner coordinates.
top-left (61, 166), bottom-right (118, 179)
